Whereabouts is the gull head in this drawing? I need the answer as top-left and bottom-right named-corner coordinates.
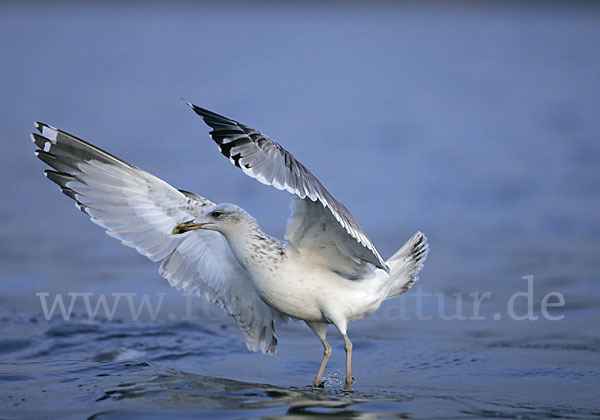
top-left (172, 203), bottom-right (255, 236)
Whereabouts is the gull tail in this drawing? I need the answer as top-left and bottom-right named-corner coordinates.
top-left (379, 232), bottom-right (429, 299)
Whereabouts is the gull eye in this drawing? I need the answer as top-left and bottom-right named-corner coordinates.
top-left (211, 211), bottom-right (222, 218)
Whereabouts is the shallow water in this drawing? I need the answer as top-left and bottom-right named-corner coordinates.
top-left (1, 2), bottom-right (599, 418)
top-left (2, 311), bottom-right (598, 419)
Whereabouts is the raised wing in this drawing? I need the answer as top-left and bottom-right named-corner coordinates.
top-left (32, 123), bottom-right (279, 354)
top-left (188, 103), bottom-right (389, 275)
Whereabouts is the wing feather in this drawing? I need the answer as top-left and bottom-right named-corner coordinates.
top-left (188, 103), bottom-right (389, 274)
top-left (32, 123), bottom-right (280, 354)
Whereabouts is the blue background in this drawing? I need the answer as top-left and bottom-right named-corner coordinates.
top-left (1, 2), bottom-right (598, 418)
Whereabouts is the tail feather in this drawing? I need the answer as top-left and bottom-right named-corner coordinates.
top-left (382, 231), bottom-right (429, 298)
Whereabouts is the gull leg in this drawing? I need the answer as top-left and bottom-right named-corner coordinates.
top-left (330, 319), bottom-right (354, 391)
top-left (342, 334), bottom-right (353, 391)
top-left (306, 321), bottom-right (331, 388)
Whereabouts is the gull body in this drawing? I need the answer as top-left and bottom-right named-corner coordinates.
top-left (194, 204), bottom-right (385, 324)
top-left (32, 104), bottom-right (428, 390)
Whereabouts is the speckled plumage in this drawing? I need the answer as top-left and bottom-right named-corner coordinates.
top-left (31, 104), bottom-right (429, 390)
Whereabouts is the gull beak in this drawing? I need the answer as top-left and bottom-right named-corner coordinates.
top-left (172, 220), bottom-right (211, 235)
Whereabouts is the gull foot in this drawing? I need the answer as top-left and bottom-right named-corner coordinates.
top-left (344, 376), bottom-right (355, 391)
top-left (311, 379), bottom-right (325, 388)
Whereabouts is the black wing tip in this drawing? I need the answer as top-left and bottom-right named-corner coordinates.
top-left (43, 169), bottom-right (88, 213)
top-left (411, 231), bottom-right (429, 264)
top-left (31, 133), bottom-right (47, 149)
top-left (34, 121), bottom-right (49, 133)
top-left (187, 102), bottom-right (237, 126)
top-left (32, 122), bottom-right (60, 141)
top-left (45, 169), bottom-right (75, 185)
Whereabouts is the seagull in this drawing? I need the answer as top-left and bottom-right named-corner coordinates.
top-left (31, 103), bottom-right (428, 391)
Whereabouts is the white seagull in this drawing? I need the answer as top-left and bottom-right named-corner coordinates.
top-left (31, 103), bottom-right (428, 390)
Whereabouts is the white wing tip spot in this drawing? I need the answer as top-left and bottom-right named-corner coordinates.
top-left (35, 122), bottom-right (58, 142)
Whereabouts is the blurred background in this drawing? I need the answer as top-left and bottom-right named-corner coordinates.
top-left (0, 1), bottom-right (599, 418)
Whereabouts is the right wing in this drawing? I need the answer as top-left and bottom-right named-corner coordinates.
top-left (188, 103), bottom-right (389, 276)
top-left (31, 123), bottom-right (279, 354)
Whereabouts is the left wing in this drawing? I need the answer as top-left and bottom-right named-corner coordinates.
top-left (32, 123), bottom-right (280, 354)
